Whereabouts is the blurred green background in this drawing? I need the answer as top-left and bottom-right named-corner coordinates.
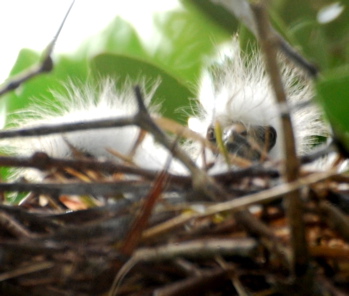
top-left (1, 0), bottom-right (349, 145)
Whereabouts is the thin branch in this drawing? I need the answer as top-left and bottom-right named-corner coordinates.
top-left (110, 238), bottom-right (255, 295)
top-left (0, 116), bottom-right (134, 139)
top-left (133, 86), bottom-right (232, 202)
top-left (153, 267), bottom-right (232, 296)
top-left (0, 262), bottom-right (54, 282)
top-left (0, 1), bottom-right (75, 96)
top-left (250, 0), bottom-right (308, 277)
top-left (0, 153), bottom-right (150, 174)
top-left (251, 3), bottom-right (300, 181)
top-left (318, 201), bottom-right (349, 244)
top-left (0, 181), bottom-right (153, 196)
top-left (277, 35), bottom-right (318, 77)
top-left (133, 238), bottom-right (257, 262)
top-left (0, 153), bottom-right (282, 192)
top-left (300, 144), bottom-right (335, 165)
top-left (120, 169), bottom-right (169, 255)
top-left (143, 168), bottom-right (339, 240)
top-left (210, 0), bottom-right (318, 77)
top-left (0, 212), bottom-right (33, 238)
top-left (233, 210), bottom-right (290, 269)
top-left (133, 86), bottom-right (199, 176)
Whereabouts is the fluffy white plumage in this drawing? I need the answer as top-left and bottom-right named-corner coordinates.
top-left (6, 40), bottom-right (327, 179)
top-left (8, 81), bottom-right (188, 179)
top-left (190, 43), bottom-right (326, 161)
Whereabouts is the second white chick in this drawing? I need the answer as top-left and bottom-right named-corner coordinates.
top-left (189, 41), bottom-right (327, 172)
top-left (9, 81), bottom-right (188, 180)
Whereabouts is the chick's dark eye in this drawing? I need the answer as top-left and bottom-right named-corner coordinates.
top-left (240, 130), bottom-right (248, 137)
top-left (206, 126), bottom-right (216, 142)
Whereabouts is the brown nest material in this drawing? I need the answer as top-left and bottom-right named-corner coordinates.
top-left (0, 4), bottom-right (345, 294)
top-left (0, 149), bottom-right (348, 296)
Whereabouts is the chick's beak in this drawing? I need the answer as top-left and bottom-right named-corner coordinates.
top-left (222, 123), bottom-right (277, 161)
top-left (222, 123), bottom-right (256, 160)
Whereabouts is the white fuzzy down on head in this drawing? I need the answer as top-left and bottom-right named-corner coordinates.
top-left (189, 40), bottom-right (327, 162)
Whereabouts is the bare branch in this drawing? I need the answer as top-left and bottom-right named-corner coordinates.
top-left (0, 181), bottom-right (153, 196)
top-left (143, 168), bottom-right (339, 240)
top-left (0, 116), bottom-right (134, 139)
top-left (210, 0), bottom-right (318, 77)
top-left (0, 1), bottom-right (75, 96)
top-left (134, 238), bottom-right (257, 262)
top-left (133, 86), bottom-right (232, 202)
top-left (251, 0), bottom-right (308, 277)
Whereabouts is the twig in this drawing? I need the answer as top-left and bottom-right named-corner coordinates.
top-left (143, 168), bottom-right (339, 240)
top-left (318, 201), bottom-right (349, 243)
top-left (0, 153), bottom-right (165, 181)
top-left (109, 239), bottom-right (256, 296)
top-left (0, 153), bottom-right (281, 184)
top-left (120, 169), bottom-right (169, 255)
top-left (210, 0), bottom-right (318, 77)
top-left (0, 1), bottom-right (75, 96)
top-left (316, 275), bottom-right (348, 296)
top-left (250, 0), bottom-right (308, 277)
top-left (233, 210), bottom-right (290, 269)
top-left (213, 165), bottom-right (279, 183)
top-left (153, 267), bottom-right (233, 296)
top-left (300, 144), bottom-right (335, 165)
top-left (277, 35), bottom-right (318, 77)
top-left (0, 116), bottom-right (134, 138)
top-left (132, 86), bottom-right (231, 202)
top-left (134, 238), bottom-right (257, 262)
top-left (0, 212), bottom-right (33, 239)
top-left (0, 181), bottom-right (153, 196)
top-left (0, 262), bottom-right (54, 282)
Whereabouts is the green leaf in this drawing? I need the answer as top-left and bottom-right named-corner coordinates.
top-left (3, 17), bottom-right (145, 115)
top-left (3, 49), bottom-right (52, 114)
top-left (316, 67), bottom-right (349, 147)
top-left (79, 16), bottom-right (148, 58)
top-left (91, 53), bottom-right (195, 124)
top-left (182, 0), bottom-right (239, 35)
top-left (152, 5), bottom-right (231, 82)
top-left (8, 49), bottom-right (40, 77)
top-left (4, 49), bottom-right (89, 116)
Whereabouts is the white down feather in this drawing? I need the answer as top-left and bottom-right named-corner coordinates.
top-left (189, 41), bottom-right (327, 164)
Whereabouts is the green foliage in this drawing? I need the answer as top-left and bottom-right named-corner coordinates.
top-left (184, 0), bottom-right (349, 149)
top-left (317, 67), bottom-right (349, 148)
top-left (6, 49), bottom-right (89, 115)
top-left (91, 53), bottom-right (194, 124)
top-left (3, 8), bottom-right (229, 124)
top-left (2, 0), bottom-right (349, 148)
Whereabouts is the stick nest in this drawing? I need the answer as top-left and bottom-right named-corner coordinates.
top-left (0, 147), bottom-right (348, 296)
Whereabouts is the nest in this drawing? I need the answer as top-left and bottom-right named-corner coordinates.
top-left (0, 144), bottom-right (348, 296)
top-left (0, 4), bottom-right (345, 294)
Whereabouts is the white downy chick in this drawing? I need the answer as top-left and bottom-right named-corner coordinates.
top-left (189, 41), bottom-right (327, 172)
top-left (7, 80), bottom-right (188, 180)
